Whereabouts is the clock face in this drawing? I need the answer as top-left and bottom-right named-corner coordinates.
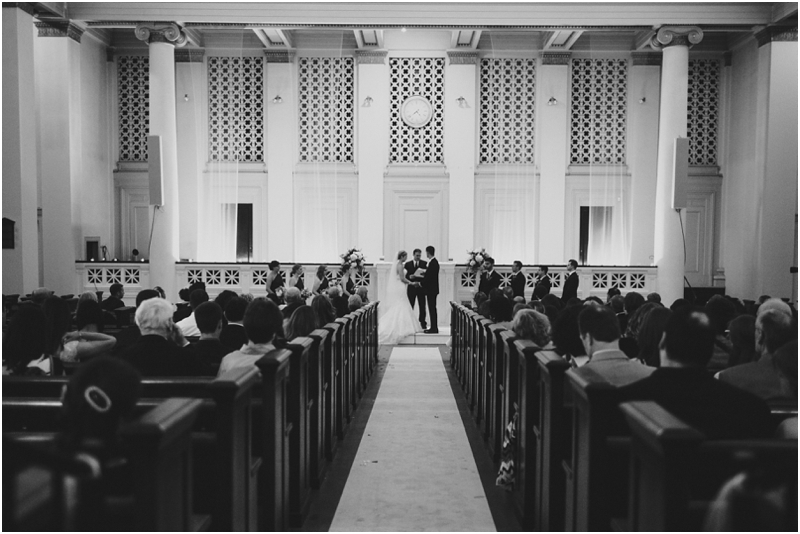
top-left (401, 96), bottom-right (433, 128)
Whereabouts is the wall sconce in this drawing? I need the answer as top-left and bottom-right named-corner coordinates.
top-left (547, 97), bottom-right (558, 106)
top-left (639, 97), bottom-right (646, 104)
top-left (456, 96), bottom-right (467, 108)
top-left (363, 96), bottom-right (373, 107)
top-left (183, 94), bottom-right (189, 102)
top-left (272, 95), bottom-right (283, 104)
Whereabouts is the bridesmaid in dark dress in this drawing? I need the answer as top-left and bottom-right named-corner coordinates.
top-left (266, 260), bottom-right (285, 305)
top-left (288, 264), bottom-right (305, 292)
top-left (340, 264), bottom-right (357, 297)
top-left (312, 265), bottom-right (330, 295)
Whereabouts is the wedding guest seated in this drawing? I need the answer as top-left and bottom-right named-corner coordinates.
top-left (31, 287), bottom-right (54, 306)
top-left (606, 287), bottom-right (621, 304)
top-left (218, 298), bottom-right (283, 376)
top-left (529, 300), bottom-right (545, 314)
top-left (620, 302), bottom-right (659, 359)
top-left (113, 289), bottom-right (159, 354)
top-left (240, 292), bottom-right (255, 304)
top-left (773, 340), bottom-right (798, 439)
top-left (552, 304), bottom-right (586, 365)
top-left (616, 307), bottom-right (773, 439)
top-left (584, 296), bottom-right (604, 307)
top-left (757, 297), bottom-right (793, 319)
top-left (727, 315), bottom-right (758, 367)
top-left (502, 287), bottom-right (515, 301)
top-left (183, 302), bottom-right (232, 376)
top-left (348, 294), bottom-right (363, 312)
top-left (512, 302), bottom-right (530, 317)
top-left (59, 300), bottom-right (117, 367)
top-left (312, 265), bottom-right (330, 296)
top-left (174, 282), bottom-right (205, 322)
top-left (3, 303), bottom-right (49, 375)
top-left (473, 291), bottom-right (488, 310)
top-left (670, 297), bottom-right (690, 312)
top-left (285, 305), bottom-right (317, 341)
top-left (636, 306), bottom-right (672, 367)
top-left (311, 294), bottom-right (336, 328)
top-left (282, 287), bottom-right (305, 319)
top-left (328, 286), bottom-right (349, 318)
top-left (153, 286), bottom-right (166, 299)
top-left (100, 283), bottom-right (126, 312)
top-left (706, 294), bottom-right (737, 371)
top-left (610, 294), bottom-right (627, 331)
top-left (120, 298), bottom-right (202, 377)
top-left (624, 291), bottom-right (645, 318)
top-left (489, 296), bottom-right (513, 328)
top-left (574, 305), bottom-right (653, 386)
top-left (213, 289), bottom-right (238, 321)
top-left (220, 297), bottom-right (248, 351)
top-left (716, 309), bottom-right (797, 407)
top-left (77, 291), bottom-right (98, 310)
top-left (646, 292), bottom-right (661, 304)
top-left (356, 286), bottom-right (369, 304)
top-left (512, 309), bottom-right (552, 349)
top-left (175, 288), bottom-right (209, 337)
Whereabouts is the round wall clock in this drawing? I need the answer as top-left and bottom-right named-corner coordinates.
top-left (401, 95), bottom-right (433, 128)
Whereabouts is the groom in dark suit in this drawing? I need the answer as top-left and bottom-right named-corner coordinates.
top-left (404, 248), bottom-right (428, 330)
top-left (422, 245), bottom-right (440, 334)
top-left (478, 257), bottom-right (501, 295)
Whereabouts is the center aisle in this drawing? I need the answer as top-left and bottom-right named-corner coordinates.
top-left (329, 346), bottom-right (496, 532)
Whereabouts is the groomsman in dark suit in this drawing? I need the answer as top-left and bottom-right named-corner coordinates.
top-left (562, 259), bottom-right (580, 303)
top-left (510, 261), bottom-right (526, 299)
top-left (534, 265), bottom-right (552, 299)
top-left (478, 257), bottom-right (502, 295)
top-left (404, 248), bottom-right (428, 330)
top-left (422, 246), bottom-right (440, 334)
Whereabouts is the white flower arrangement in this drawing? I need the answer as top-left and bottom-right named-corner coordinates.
top-left (467, 248), bottom-right (491, 273)
top-left (340, 247), bottom-right (366, 270)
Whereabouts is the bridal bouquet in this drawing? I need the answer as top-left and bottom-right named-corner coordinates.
top-left (300, 288), bottom-right (312, 300)
top-left (341, 248), bottom-right (365, 270)
top-left (467, 248), bottom-right (491, 273)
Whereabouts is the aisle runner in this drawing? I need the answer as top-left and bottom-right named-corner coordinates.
top-left (330, 347), bottom-right (496, 532)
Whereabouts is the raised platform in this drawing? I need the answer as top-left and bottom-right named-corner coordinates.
top-left (397, 326), bottom-right (451, 345)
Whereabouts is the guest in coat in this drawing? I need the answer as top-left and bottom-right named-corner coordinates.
top-left (561, 259), bottom-right (579, 303)
top-left (100, 283), bottom-right (126, 312)
top-left (220, 297), bottom-right (248, 351)
top-left (183, 302), bottom-right (232, 376)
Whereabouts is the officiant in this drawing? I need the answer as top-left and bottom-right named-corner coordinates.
top-left (404, 248), bottom-right (428, 330)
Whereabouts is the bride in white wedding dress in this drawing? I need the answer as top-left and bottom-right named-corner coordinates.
top-left (378, 250), bottom-right (423, 345)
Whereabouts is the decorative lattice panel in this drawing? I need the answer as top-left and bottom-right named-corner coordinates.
top-left (479, 59), bottom-right (536, 164)
top-left (570, 59), bottom-right (627, 164)
top-left (208, 56), bottom-right (264, 162)
top-left (389, 57), bottom-right (445, 163)
top-left (687, 59), bottom-right (720, 166)
top-left (117, 56), bottom-right (149, 162)
top-left (298, 57), bottom-right (355, 162)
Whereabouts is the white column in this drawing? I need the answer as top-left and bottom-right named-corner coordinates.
top-left (137, 23), bottom-right (186, 301)
top-left (445, 51), bottom-right (478, 262)
top-left (265, 51), bottom-right (296, 261)
top-left (356, 51), bottom-right (389, 262)
top-left (753, 28), bottom-right (798, 299)
top-left (2, 6), bottom-right (39, 295)
top-left (627, 53), bottom-right (662, 266)
top-left (651, 27), bottom-right (703, 305)
top-left (537, 52), bottom-right (570, 264)
top-left (35, 22), bottom-right (83, 295)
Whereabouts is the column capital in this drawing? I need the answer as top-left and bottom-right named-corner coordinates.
top-left (35, 21), bottom-right (84, 43)
top-left (541, 51), bottom-right (571, 65)
top-left (264, 49), bottom-right (296, 63)
top-left (755, 26), bottom-right (798, 48)
top-left (134, 22), bottom-right (187, 47)
top-left (649, 26), bottom-right (703, 50)
top-left (447, 51), bottom-right (478, 65)
top-left (355, 50), bottom-right (387, 65)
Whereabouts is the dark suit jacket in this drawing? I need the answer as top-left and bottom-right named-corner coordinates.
top-left (183, 338), bottom-right (233, 377)
top-left (100, 295), bottom-right (125, 312)
top-left (120, 335), bottom-right (204, 377)
top-left (332, 296), bottom-right (349, 318)
top-left (562, 271), bottom-right (579, 302)
top-left (422, 257), bottom-right (440, 295)
top-left (220, 323), bottom-right (248, 351)
top-left (478, 269), bottom-right (501, 295)
top-left (616, 367), bottom-right (774, 439)
top-left (717, 354), bottom-right (796, 407)
top-left (510, 271), bottom-right (526, 299)
top-left (404, 259), bottom-right (427, 298)
top-left (282, 301), bottom-right (304, 319)
top-left (534, 274), bottom-right (552, 296)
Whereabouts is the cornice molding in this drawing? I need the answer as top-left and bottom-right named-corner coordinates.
top-left (175, 48), bottom-right (205, 62)
top-left (631, 51), bottom-right (662, 66)
top-left (355, 50), bottom-right (387, 64)
top-left (134, 22), bottom-right (188, 47)
top-left (3, 2), bottom-right (35, 16)
top-left (264, 49), bottom-right (295, 63)
top-left (447, 51), bottom-right (478, 65)
top-left (755, 26), bottom-right (798, 47)
top-left (541, 51), bottom-right (571, 65)
top-left (35, 21), bottom-right (84, 43)
top-left (650, 26), bottom-right (704, 50)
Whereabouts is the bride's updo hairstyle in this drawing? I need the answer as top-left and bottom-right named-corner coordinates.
top-left (397, 250), bottom-right (407, 261)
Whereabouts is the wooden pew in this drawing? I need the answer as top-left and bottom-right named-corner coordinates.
top-left (474, 317), bottom-right (492, 423)
top-left (334, 317), bottom-right (354, 428)
top-left (3, 368), bottom-right (262, 532)
top-left (484, 323), bottom-right (505, 461)
top-left (4, 398), bottom-right (206, 532)
top-left (450, 302), bottom-right (460, 370)
top-left (497, 330), bottom-right (517, 461)
top-left (283, 337), bottom-right (313, 528)
top-left (621, 401), bottom-right (798, 532)
top-left (513, 340), bottom-right (543, 528)
top-left (307, 328), bottom-right (332, 485)
top-left (324, 321), bottom-right (347, 440)
top-left (465, 310), bottom-right (479, 407)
